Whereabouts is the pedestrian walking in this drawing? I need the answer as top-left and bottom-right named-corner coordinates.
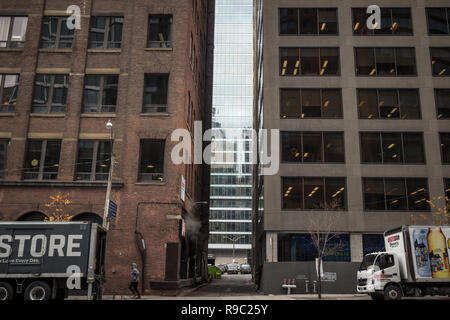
top-left (129, 262), bottom-right (141, 299)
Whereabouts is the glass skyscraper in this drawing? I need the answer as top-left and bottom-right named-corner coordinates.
top-left (208, 0), bottom-right (253, 265)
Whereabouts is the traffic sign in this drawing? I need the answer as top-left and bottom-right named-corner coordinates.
top-left (108, 200), bottom-right (117, 219)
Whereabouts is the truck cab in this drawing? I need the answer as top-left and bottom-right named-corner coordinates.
top-left (357, 252), bottom-right (402, 300)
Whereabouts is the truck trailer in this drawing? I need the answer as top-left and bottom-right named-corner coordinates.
top-left (0, 221), bottom-right (106, 300)
top-left (357, 225), bottom-right (450, 300)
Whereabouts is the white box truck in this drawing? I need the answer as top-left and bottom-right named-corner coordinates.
top-left (0, 221), bottom-right (106, 300)
top-left (357, 225), bottom-right (450, 300)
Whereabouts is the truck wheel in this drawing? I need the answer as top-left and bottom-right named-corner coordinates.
top-left (384, 285), bottom-right (402, 300)
top-left (0, 282), bottom-right (14, 301)
top-left (24, 281), bottom-right (51, 301)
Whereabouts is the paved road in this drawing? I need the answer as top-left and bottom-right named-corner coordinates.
top-left (186, 274), bottom-right (257, 297)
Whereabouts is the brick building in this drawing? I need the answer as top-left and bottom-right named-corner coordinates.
top-left (0, 0), bottom-right (214, 294)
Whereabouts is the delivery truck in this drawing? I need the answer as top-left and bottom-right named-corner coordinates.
top-left (357, 225), bottom-right (450, 300)
top-left (0, 221), bottom-right (106, 300)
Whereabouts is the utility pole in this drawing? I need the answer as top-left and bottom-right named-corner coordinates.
top-left (102, 119), bottom-right (114, 230)
top-left (224, 235), bottom-right (245, 262)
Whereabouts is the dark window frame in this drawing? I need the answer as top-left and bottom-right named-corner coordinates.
top-left (88, 16), bottom-right (124, 49)
top-left (280, 47), bottom-right (341, 76)
top-left (0, 139), bottom-right (8, 179)
top-left (281, 176), bottom-right (347, 211)
top-left (352, 7), bottom-right (413, 36)
top-left (440, 132), bottom-right (450, 164)
top-left (359, 132), bottom-right (426, 164)
top-left (40, 16), bottom-right (74, 49)
top-left (281, 131), bottom-right (345, 164)
top-left (142, 73), bottom-right (169, 113)
top-left (430, 47), bottom-right (450, 77)
top-left (435, 89), bottom-right (450, 119)
top-left (75, 140), bottom-right (112, 181)
top-left (426, 8), bottom-right (450, 36)
top-left (278, 8), bottom-right (339, 36)
top-left (138, 139), bottom-right (165, 182)
top-left (354, 47), bottom-right (417, 76)
top-left (357, 88), bottom-right (422, 119)
top-left (31, 74), bottom-right (69, 114)
top-left (82, 74), bottom-right (118, 113)
top-left (147, 14), bottom-right (173, 48)
top-left (0, 74), bottom-right (19, 112)
top-left (22, 139), bottom-right (61, 180)
top-left (0, 16), bottom-right (28, 48)
top-left (280, 88), bottom-right (343, 119)
top-left (362, 177), bottom-right (431, 211)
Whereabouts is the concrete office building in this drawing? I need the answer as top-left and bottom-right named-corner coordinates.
top-left (0, 0), bottom-right (214, 294)
top-left (208, 0), bottom-right (253, 265)
top-left (253, 0), bottom-right (450, 294)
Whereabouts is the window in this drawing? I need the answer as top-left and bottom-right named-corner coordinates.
top-left (0, 16), bottom-right (27, 48)
top-left (445, 179), bottom-right (450, 206)
top-left (440, 133), bottom-right (450, 164)
top-left (88, 16), bottom-right (123, 49)
top-left (427, 8), bottom-right (450, 35)
top-left (431, 48), bottom-right (450, 76)
top-left (40, 16), bottom-right (74, 49)
top-left (83, 75), bottom-right (118, 113)
top-left (436, 89), bottom-right (450, 119)
top-left (32, 74), bottom-right (69, 113)
top-left (139, 139), bottom-right (165, 182)
top-left (0, 139), bottom-right (8, 179)
top-left (357, 89), bottom-right (420, 119)
top-left (355, 48), bottom-right (416, 76)
top-left (143, 74), bottom-right (169, 113)
top-left (362, 234), bottom-right (385, 256)
top-left (279, 8), bottom-right (337, 35)
top-left (280, 47), bottom-right (340, 76)
top-left (75, 140), bottom-right (111, 181)
top-left (360, 132), bottom-right (425, 164)
top-left (0, 74), bottom-right (19, 112)
top-left (283, 234), bottom-right (350, 262)
top-left (23, 140), bottom-right (61, 180)
top-left (363, 178), bottom-right (430, 211)
top-left (282, 177), bottom-right (346, 210)
top-left (281, 132), bottom-right (344, 163)
top-left (353, 8), bottom-right (412, 35)
top-left (147, 15), bottom-right (172, 48)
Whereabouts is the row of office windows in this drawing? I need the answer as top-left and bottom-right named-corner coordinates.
top-left (280, 88), bottom-right (450, 120)
top-left (209, 234), bottom-right (251, 245)
top-left (210, 221), bottom-right (251, 233)
top-left (0, 73), bottom-right (170, 114)
top-left (279, 7), bottom-right (450, 36)
top-left (209, 210), bottom-right (251, 220)
top-left (277, 234), bottom-right (386, 262)
top-left (282, 131), bottom-right (450, 165)
top-left (0, 139), bottom-right (165, 182)
top-left (0, 15), bottom-right (173, 49)
top-left (280, 47), bottom-right (450, 77)
top-left (282, 177), bottom-right (448, 212)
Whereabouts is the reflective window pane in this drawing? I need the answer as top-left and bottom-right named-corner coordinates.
top-left (399, 89), bottom-right (421, 119)
top-left (353, 8), bottom-right (372, 35)
top-left (381, 133), bottom-right (403, 163)
top-left (11, 17), bottom-right (27, 46)
top-left (143, 74), bottom-right (169, 113)
top-left (148, 15), bottom-right (172, 48)
top-left (360, 133), bottom-right (381, 163)
top-left (325, 178), bottom-right (346, 210)
top-left (139, 139), bottom-right (165, 181)
top-left (280, 48), bottom-right (299, 76)
top-left (441, 133), bottom-right (450, 164)
top-left (431, 47), bottom-right (450, 76)
top-left (302, 132), bottom-right (322, 162)
top-left (375, 48), bottom-right (395, 76)
top-left (281, 132), bottom-right (302, 162)
top-left (436, 89), bottom-right (450, 119)
top-left (385, 179), bottom-right (407, 210)
top-left (280, 89), bottom-right (300, 118)
top-left (322, 89), bottom-right (342, 118)
top-left (0, 139), bottom-right (7, 179)
top-left (320, 48), bottom-right (339, 75)
top-left (0, 17), bottom-right (11, 47)
top-left (355, 48), bottom-right (375, 76)
top-left (318, 9), bottom-right (337, 35)
top-left (358, 89), bottom-right (379, 119)
top-left (378, 90), bottom-right (399, 118)
top-left (299, 8), bottom-right (317, 35)
top-left (392, 8), bottom-right (413, 35)
top-left (300, 48), bottom-right (319, 75)
top-left (304, 178), bottom-right (324, 209)
top-left (374, 8), bottom-right (393, 35)
top-left (323, 132), bottom-right (344, 162)
top-left (363, 178), bottom-right (386, 210)
top-left (406, 178), bottom-right (430, 211)
top-left (0, 74), bottom-right (19, 112)
top-left (279, 8), bottom-right (298, 35)
top-left (301, 89), bottom-right (321, 117)
top-left (403, 133), bottom-right (425, 164)
top-left (395, 48), bottom-right (416, 75)
top-left (427, 8), bottom-right (449, 35)
top-left (282, 177), bottom-right (302, 209)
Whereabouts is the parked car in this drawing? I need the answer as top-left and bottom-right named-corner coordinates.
top-left (226, 263), bottom-right (239, 274)
top-left (240, 264), bottom-right (251, 274)
top-left (217, 264), bottom-right (227, 273)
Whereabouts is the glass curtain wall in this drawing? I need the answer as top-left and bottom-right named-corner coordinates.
top-left (209, 0), bottom-right (253, 263)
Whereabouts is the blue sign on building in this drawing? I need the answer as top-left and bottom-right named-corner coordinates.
top-left (108, 200), bottom-right (117, 220)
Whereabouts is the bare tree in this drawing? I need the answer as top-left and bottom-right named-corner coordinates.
top-left (307, 199), bottom-right (345, 299)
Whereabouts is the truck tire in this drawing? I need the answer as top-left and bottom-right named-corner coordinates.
top-left (24, 281), bottom-right (51, 301)
top-left (0, 282), bottom-right (14, 301)
top-left (384, 285), bottom-right (402, 300)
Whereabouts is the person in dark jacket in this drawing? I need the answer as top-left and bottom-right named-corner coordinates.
top-left (129, 262), bottom-right (141, 299)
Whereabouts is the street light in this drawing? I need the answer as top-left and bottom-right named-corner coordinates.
top-left (224, 235), bottom-right (245, 263)
top-left (102, 120), bottom-right (114, 230)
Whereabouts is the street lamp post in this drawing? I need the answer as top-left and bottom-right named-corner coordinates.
top-left (102, 120), bottom-right (114, 230)
top-left (224, 235), bottom-right (245, 263)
